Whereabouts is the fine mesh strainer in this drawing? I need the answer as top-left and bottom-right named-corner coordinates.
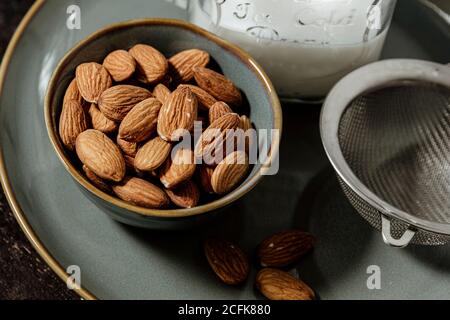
top-left (321, 59), bottom-right (450, 247)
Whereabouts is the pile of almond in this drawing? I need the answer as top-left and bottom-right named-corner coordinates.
top-left (204, 230), bottom-right (316, 300)
top-left (59, 44), bottom-right (254, 209)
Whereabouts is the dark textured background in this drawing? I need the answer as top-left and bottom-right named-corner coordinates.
top-left (0, 0), bottom-right (78, 300)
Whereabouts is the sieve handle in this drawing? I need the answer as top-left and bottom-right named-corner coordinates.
top-left (381, 215), bottom-right (416, 248)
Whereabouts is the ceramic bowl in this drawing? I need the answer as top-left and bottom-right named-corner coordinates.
top-left (45, 18), bottom-right (282, 229)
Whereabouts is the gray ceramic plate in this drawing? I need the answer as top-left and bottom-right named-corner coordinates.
top-left (0, 0), bottom-right (449, 300)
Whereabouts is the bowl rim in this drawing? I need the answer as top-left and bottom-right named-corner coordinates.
top-left (44, 18), bottom-right (282, 219)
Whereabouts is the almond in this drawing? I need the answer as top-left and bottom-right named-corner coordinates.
top-left (169, 49), bottom-right (210, 83)
top-left (194, 113), bottom-right (240, 165)
top-left (117, 136), bottom-right (138, 157)
top-left (258, 230), bottom-right (315, 268)
top-left (193, 67), bottom-right (242, 106)
top-left (211, 151), bottom-right (249, 194)
top-left (165, 180), bottom-right (200, 209)
top-left (123, 154), bottom-right (136, 171)
top-left (159, 148), bottom-right (196, 189)
top-left (179, 84), bottom-right (217, 110)
top-left (239, 115), bottom-right (254, 154)
top-left (134, 136), bottom-right (172, 172)
top-left (119, 98), bottom-right (161, 142)
top-left (88, 104), bottom-right (118, 134)
top-left (98, 85), bottom-right (152, 121)
top-left (64, 78), bottom-right (84, 106)
top-left (112, 177), bottom-right (169, 209)
top-left (256, 269), bottom-right (315, 300)
top-left (204, 238), bottom-right (249, 285)
top-left (209, 101), bottom-right (233, 124)
top-left (75, 129), bottom-right (125, 182)
top-left (82, 165), bottom-right (111, 194)
top-left (197, 166), bottom-right (215, 194)
top-left (153, 83), bottom-right (171, 105)
top-left (157, 86), bottom-right (198, 142)
top-left (59, 100), bottom-right (89, 151)
top-left (103, 49), bottom-right (136, 82)
top-left (76, 62), bottom-right (112, 104)
top-left (129, 44), bottom-right (168, 84)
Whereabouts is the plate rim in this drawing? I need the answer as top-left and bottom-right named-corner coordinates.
top-left (0, 0), bottom-right (96, 300)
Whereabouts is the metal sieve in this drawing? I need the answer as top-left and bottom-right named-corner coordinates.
top-left (320, 60), bottom-right (450, 247)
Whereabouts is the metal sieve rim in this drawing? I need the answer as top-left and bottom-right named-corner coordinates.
top-left (320, 59), bottom-right (450, 236)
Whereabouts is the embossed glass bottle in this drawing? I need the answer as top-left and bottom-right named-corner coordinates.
top-left (188, 0), bottom-right (397, 102)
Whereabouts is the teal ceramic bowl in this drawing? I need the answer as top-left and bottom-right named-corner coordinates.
top-left (45, 18), bottom-right (282, 229)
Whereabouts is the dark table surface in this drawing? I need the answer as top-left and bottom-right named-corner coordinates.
top-left (0, 0), bottom-right (79, 300)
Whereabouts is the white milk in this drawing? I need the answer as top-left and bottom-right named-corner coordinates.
top-left (188, 0), bottom-right (395, 99)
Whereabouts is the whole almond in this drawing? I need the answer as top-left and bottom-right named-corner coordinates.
top-left (159, 148), bottom-right (196, 189)
top-left (169, 49), bottom-right (210, 83)
top-left (194, 113), bottom-right (240, 165)
top-left (179, 84), bottom-right (217, 110)
top-left (103, 49), bottom-right (136, 82)
top-left (112, 177), bottom-right (169, 209)
top-left (76, 62), bottom-right (112, 104)
top-left (129, 44), bottom-right (168, 84)
top-left (197, 165), bottom-right (215, 194)
top-left (88, 104), bottom-right (118, 134)
top-left (98, 85), bottom-right (152, 121)
top-left (82, 165), bottom-right (111, 194)
top-left (153, 83), bottom-right (171, 105)
top-left (209, 101), bottom-right (233, 124)
top-left (204, 238), bottom-right (249, 285)
top-left (119, 98), bottom-right (161, 142)
top-left (64, 78), bottom-right (84, 106)
top-left (239, 115), bottom-right (254, 154)
top-left (165, 180), bottom-right (200, 209)
top-left (211, 151), bottom-right (249, 194)
top-left (193, 67), bottom-right (242, 106)
top-left (258, 230), bottom-right (315, 268)
top-left (117, 136), bottom-right (138, 157)
top-left (59, 100), bottom-right (89, 151)
top-left (123, 154), bottom-right (136, 171)
top-left (134, 136), bottom-right (172, 172)
top-left (256, 268), bottom-right (315, 300)
top-left (157, 86), bottom-right (198, 142)
top-left (75, 129), bottom-right (126, 182)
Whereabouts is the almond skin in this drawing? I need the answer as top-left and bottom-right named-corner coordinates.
top-left (134, 136), bottom-right (172, 172)
top-left (197, 165), bottom-right (215, 194)
top-left (117, 136), bottom-right (138, 157)
top-left (98, 85), bottom-right (152, 121)
top-left (129, 44), bottom-right (168, 84)
top-left (159, 148), bottom-right (196, 189)
top-left (153, 84), bottom-right (171, 105)
top-left (204, 238), bottom-right (249, 285)
top-left (165, 180), bottom-right (200, 209)
top-left (75, 129), bottom-right (126, 182)
top-left (169, 49), bottom-right (210, 83)
top-left (157, 86), bottom-right (198, 142)
top-left (179, 84), bottom-right (217, 110)
top-left (82, 165), bottom-right (111, 194)
top-left (256, 269), bottom-right (315, 300)
top-left (193, 67), bottom-right (242, 106)
top-left (64, 78), bottom-right (84, 106)
top-left (119, 98), bottom-right (162, 142)
top-left (258, 230), bottom-right (315, 268)
top-left (76, 62), bottom-right (112, 104)
top-left (88, 104), bottom-right (118, 134)
top-left (194, 113), bottom-right (241, 165)
top-left (209, 101), bottom-right (233, 124)
top-left (59, 100), bottom-right (89, 151)
top-left (211, 151), bottom-right (249, 194)
top-left (103, 50), bottom-right (136, 82)
top-left (112, 177), bottom-right (169, 209)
